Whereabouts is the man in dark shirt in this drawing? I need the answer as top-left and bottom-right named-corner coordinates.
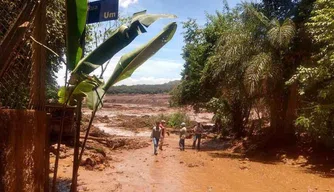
top-left (192, 122), bottom-right (204, 150)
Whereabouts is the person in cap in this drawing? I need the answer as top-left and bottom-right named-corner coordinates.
top-left (179, 122), bottom-right (187, 151)
top-left (192, 122), bottom-right (204, 150)
top-left (150, 121), bottom-right (162, 155)
top-left (159, 120), bottom-right (166, 150)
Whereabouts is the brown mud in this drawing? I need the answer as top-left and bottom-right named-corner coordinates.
top-left (51, 94), bottom-right (334, 192)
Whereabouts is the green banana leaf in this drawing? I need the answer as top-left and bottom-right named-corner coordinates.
top-left (72, 10), bottom-right (177, 75)
top-left (86, 86), bottom-right (104, 110)
top-left (66, 0), bottom-right (88, 70)
top-left (58, 76), bottom-right (103, 107)
top-left (67, 22), bottom-right (177, 110)
top-left (58, 86), bottom-right (67, 104)
top-left (102, 22), bottom-right (177, 91)
top-left (131, 10), bottom-right (177, 27)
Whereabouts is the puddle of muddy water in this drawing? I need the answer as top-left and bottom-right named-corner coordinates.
top-left (95, 123), bottom-right (151, 137)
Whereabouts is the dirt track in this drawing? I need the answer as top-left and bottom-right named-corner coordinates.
top-left (73, 134), bottom-right (333, 192)
top-left (53, 94), bottom-right (333, 192)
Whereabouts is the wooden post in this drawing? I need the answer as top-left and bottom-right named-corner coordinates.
top-left (45, 113), bottom-right (51, 192)
top-left (71, 98), bottom-right (82, 192)
top-left (29, 0), bottom-right (46, 110)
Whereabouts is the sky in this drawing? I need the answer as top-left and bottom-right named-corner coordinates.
top-left (56, 0), bottom-right (242, 86)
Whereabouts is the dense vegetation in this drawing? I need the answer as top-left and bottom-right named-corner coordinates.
top-left (45, 0), bottom-right (65, 99)
top-left (172, 0), bottom-right (334, 148)
top-left (107, 80), bottom-right (179, 94)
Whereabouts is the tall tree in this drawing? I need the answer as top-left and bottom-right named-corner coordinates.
top-left (289, 0), bottom-right (334, 147)
top-left (45, 0), bottom-right (66, 100)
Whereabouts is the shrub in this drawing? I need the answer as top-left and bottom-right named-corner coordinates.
top-left (167, 112), bottom-right (191, 128)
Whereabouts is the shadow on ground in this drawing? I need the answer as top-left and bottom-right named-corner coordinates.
top-left (200, 138), bottom-right (334, 178)
top-left (49, 177), bottom-right (71, 192)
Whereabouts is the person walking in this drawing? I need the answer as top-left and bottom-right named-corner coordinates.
top-left (179, 122), bottom-right (187, 151)
top-left (192, 122), bottom-right (204, 150)
top-left (151, 121), bottom-right (162, 155)
top-left (159, 120), bottom-right (166, 150)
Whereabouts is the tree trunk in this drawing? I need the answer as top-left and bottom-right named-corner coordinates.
top-left (268, 84), bottom-right (296, 146)
top-left (232, 102), bottom-right (244, 138)
top-left (284, 82), bottom-right (298, 138)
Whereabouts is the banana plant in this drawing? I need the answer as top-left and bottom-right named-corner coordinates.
top-left (59, 10), bottom-right (177, 107)
top-left (53, 1), bottom-right (178, 191)
top-left (72, 10), bottom-right (176, 75)
top-left (86, 22), bottom-right (177, 110)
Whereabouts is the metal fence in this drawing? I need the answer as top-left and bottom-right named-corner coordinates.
top-left (0, 0), bottom-right (43, 109)
top-left (0, 0), bottom-right (25, 39)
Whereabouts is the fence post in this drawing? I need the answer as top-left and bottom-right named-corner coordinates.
top-left (29, 0), bottom-right (46, 110)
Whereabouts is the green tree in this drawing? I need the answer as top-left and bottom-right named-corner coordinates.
top-left (201, 7), bottom-right (256, 137)
top-left (174, 0), bottom-right (316, 144)
top-left (289, 0), bottom-right (334, 147)
top-left (243, 4), bottom-right (297, 143)
top-left (176, 19), bottom-right (207, 108)
top-left (45, 0), bottom-right (65, 100)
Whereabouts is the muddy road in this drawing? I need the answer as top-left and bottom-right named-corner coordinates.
top-left (52, 94), bottom-right (334, 192)
top-left (63, 134), bottom-right (333, 192)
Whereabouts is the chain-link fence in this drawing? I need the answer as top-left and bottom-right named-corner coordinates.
top-left (0, 0), bottom-right (41, 109)
top-left (0, 0), bottom-right (26, 39)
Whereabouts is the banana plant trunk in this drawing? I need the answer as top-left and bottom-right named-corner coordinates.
top-left (71, 98), bottom-right (82, 192)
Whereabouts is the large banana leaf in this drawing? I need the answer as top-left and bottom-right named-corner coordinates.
top-left (66, 0), bottom-right (88, 70)
top-left (85, 86), bottom-right (104, 110)
top-left (58, 76), bottom-right (103, 106)
top-left (72, 10), bottom-right (176, 75)
top-left (102, 22), bottom-right (177, 91)
top-left (131, 10), bottom-right (177, 27)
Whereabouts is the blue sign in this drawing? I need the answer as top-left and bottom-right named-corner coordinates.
top-left (87, 0), bottom-right (119, 24)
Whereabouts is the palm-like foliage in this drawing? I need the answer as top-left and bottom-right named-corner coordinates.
top-left (245, 52), bottom-right (272, 94)
top-left (242, 4), bottom-right (296, 91)
top-left (198, 4), bottom-right (297, 137)
top-left (267, 19), bottom-right (295, 49)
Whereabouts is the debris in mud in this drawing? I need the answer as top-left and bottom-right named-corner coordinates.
top-left (50, 144), bottom-right (72, 159)
top-left (188, 163), bottom-right (199, 168)
top-left (104, 137), bottom-right (150, 150)
top-left (111, 183), bottom-right (122, 191)
top-left (98, 164), bottom-right (105, 171)
top-left (115, 114), bottom-right (152, 129)
top-left (97, 115), bottom-right (112, 123)
top-left (79, 148), bottom-right (110, 171)
top-left (239, 164), bottom-right (249, 170)
top-left (296, 155), bottom-right (307, 164)
top-left (78, 186), bottom-right (89, 192)
top-left (84, 124), bottom-right (111, 137)
top-left (50, 144), bottom-right (67, 154)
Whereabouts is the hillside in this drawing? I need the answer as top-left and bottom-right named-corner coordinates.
top-left (106, 80), bottom-right (180, 94)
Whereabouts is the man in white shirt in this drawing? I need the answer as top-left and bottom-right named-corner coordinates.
top-left (179, 122), bottom-right (187, 151)
top-left (150, 121), bottom-right (161, 155)
top-left (159, 120), bottom-right (166, 150)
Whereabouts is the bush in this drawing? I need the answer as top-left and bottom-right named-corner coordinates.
top-left (167, 112), bottom-right (191, 128)
top-left (146, 112), bottom-right (192, 128)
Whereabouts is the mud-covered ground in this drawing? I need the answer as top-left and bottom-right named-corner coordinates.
top-left (51, 94), bottom-right (334, 192)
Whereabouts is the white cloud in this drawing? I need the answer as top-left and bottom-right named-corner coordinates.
top-left (115, 77), bottom-right (180, 86)
top-left (56, 57), bottom-right (183, 86)
top-left (119, 0), bottom-right (138, 8)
